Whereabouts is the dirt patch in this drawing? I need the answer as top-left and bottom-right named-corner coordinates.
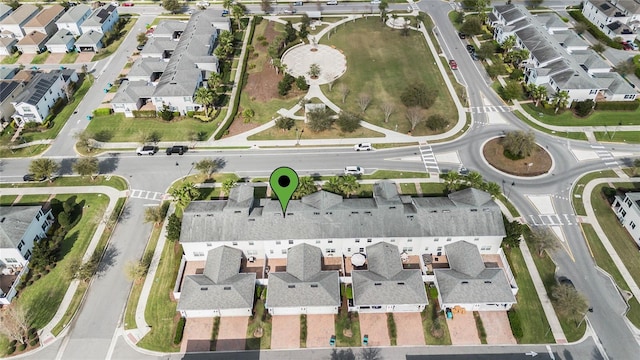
top-left (245, 21), bottom-right (283, 103)
top-left (482, 138), bottom-right (552, 176)
top-left (226, 108), bottom-right (263, 136)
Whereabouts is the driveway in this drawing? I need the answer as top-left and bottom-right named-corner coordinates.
top-left (394, 312), bottom-right (425, 345)
top-left (480, 311), bottom-right (517, 345)
top-left (447, 311), bottom-right (481, 345)
top-left (216, 316), bottom-right (248, 351)
top-left (45, 53), bottom-right (65, 64)
top-left (306, 314), bottom-right (335, 348)
top-left (358, 313), bottom-right (390, 346)
top-left (271, 315), bottom-right (300, 349)
top-left (18, 53), bottom-right (36, 64)
top-left (76, 52), bottom-right (94, 63)
top-left (180, 317), bottom-right (213, 353)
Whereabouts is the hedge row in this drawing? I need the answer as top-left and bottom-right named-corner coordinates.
top-left (173, 317), bottom-right (186, 344)
top-left (634, 55), bottom-right (640, 79)
top-left (568, 11), bottom-right (623, 50)
top-left (595, 100), bottom-right (639, 111)
top-left (93, 108), bottom-right (113, 116)
top-left (507, 309), bottom-right (524, 340)
top-left (132, 110), bottom-right (157, 118)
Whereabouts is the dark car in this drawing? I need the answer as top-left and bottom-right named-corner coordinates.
top-left (166, 145), bottom-right (188, 155)
top-left (558, 276), bottom-right (574, 288)
top-left (466, 44), bottom-right (475, 53)
top-left (136, 43), bottom-right (145, 51)
top-left (458, 32), bottom-right (466, 39)
top-left (23, 174), bottom-right (46, 182)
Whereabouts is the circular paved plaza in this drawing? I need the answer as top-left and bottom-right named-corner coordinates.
top-left (281, 44), bottom-right (347, 85)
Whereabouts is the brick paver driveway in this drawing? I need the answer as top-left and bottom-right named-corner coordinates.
top-left (447, 312), bottom-right (481, 345)
top-left (306, 314), bottom-right (335, 348)
top-left (480, 311), bottom-right (517, 344)
top-left (76, 52), bottom-right (94, 63)
top-left (45, 53), bottom-right (65, 64)
top-left (216, 316), bottom-right (248, 351)
top-left (394, 312), bottom-right (425, 345)
top-left (181, 317), bottom-right (213, 353)
top-left (271, 315), bottom-right (300, 349)
top-left (358, 313), bottom-right (390, 346)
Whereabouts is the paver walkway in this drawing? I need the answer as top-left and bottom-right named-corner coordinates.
top-left (271, 315), bottom-right (300, 349)
top-left (479, 311), bottom-right (517, 345)
top-left (358, 313), bottom-right (390, 346)
top-left (216, 316), bottom-right (249, 351)
top-left (447, 312), bottom-right (481, 345)
top-left (306, 314), bottom-right (335, 348)
top-left (394, 312), bottom-right (426, 345)
top-left (181, 317), bottom-right (213, 353)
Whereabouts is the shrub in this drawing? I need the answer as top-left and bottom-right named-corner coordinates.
top-left (93, 108), bottom-right (112, 116)
top-left (29, 338), bottom-right (39, 347)
top-left (173, 317), bottom-right (186, 344)
top-left (429, 286), bottom-right (439, 299)
top-left (507, 309), bottom-right (524, 340)
top-left (573, 99), bottom-right (594, 117)
top-left (594, 101), bottom-right (639, 111)
top-left (186, 111), bottom-right (195, 117)
top-left (509, 68), bottom-right (524, 80)
top-left (18, 343), bottom-right (26, 351)
top-left (336, 111), bottom-right (361, 133)
top-left (132, 110), bottom-right (157, 118)
top-left (400, 82), bottom-right (438, 109)
top-left (426, 114), bottom-right (449, 131)
top-left (296, 75), bottom-right (309, 91)
top-left (602, 186), bottom-right (617, 200)
top-left (275, 117), bottom-right (295, 130)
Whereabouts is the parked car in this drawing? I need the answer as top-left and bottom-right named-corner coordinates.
top-left (344, 166), bottom-right (364, 175)
top-left (136, 145), bottom-right (158, 156)
top-left (470, 52), bottom-right (479, 61)
top-left (449, 59), bottom-right (458, 70)
top-left (23, 174), bottom-right (46, 182)
top-left (293, 1), bottom-right (303, 5)
top-left (222, 9), bottom-right (229, 16)
top-left (166, 145), bottom-right (188, 155)
top-left (458, 166), bottom-right (469, 176)
top-left (629, 41), bottom-right (639, 51)
top-left (353, 143), bottom-right (373, 151)
top-left (122, 2), bottom-right (134, 6)
top-left (622, 42), bottom-right (633, 51)
top-left (458, 32), bottom-right (466, 39)
top-left (466, 44), bottom-right (475, 53)
top-left (557, 276), bottom-right (575, 288)
top-left (136, 43), bottom-right (145, 51)
top-left (327, 0), bottom-right (338, 4)
top-left (371, 0), bottom-right (381, 4)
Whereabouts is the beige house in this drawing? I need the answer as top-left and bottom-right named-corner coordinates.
top-left (16, 31), bottom-right (47, 54)
top-left (22, 4), bottom-right (66, 37)
top-left (0, 4), bottom-right (39, 39)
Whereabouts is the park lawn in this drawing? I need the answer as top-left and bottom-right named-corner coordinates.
top-left (61, 52), bottom-right (79, 64)
top-left (19, 75), bottom-right (94, 142)
top-left (15, 194), bottom-right (51, 204)
top-left (571, 170), bottom-right (618, 216)
top-left (92, 16), bottom-right (136, 61)
top-left (0, 175), bottom-right (128, 191)
top-left (86, 113), bottom-right (218, 142)
top-left (363, 170), bottom-right (429, 179)
top-left (0, 144), bottom-right (49, 158)
top-left (420, 183), bottom-right (447, 195)
top-left (1, 53), bottom-right (20, 64)
top-left (31, 51), bottom-right (50, 64)
top-left (321, 17), bottom-right (457, 136)
top-left (137, 240), bottom-right (182, 353)
top-left (581, 224), bottom-right (640, 328)
top-left (399, 183), bottom-right (418, 195)
top-left (0, 195), bottom-right (17, 205)
top-left (521, 102), bottom-right (640, 126)
top-left (16, 194), bottom-right (108, 329)
top-left (247, 122), bottom-right (384, 140)
top-left (594, 131), bottom-right (640, 144)
top-left (512, 110), bottom-right (588, 141)
top-left (503, 246), bottom-right (555, 343)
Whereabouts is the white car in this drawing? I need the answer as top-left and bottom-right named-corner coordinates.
top-left (344, 166), bottom-right (364, 175)
top-left (196, 1), bottom-right (209, 6)
top-left (136, 146), bottom-right (157, 156)
top-left (353, 143), bottom-right (373, 151)
top-left (327, 0), bottom-right (338, 4)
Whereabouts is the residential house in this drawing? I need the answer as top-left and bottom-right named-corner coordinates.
top-left (79, 4), bottom-right (118, 34)
top-left (46, 29), bottom-right (76, 53)
top-left (126, 57), bottom-right (168, 83)
top-left (176, 245), bottom-right (255, 318)
top-left (0, 4), bottom-right (39, 39)
top-left (0, 36), bottom-right (17, 55)
top-left (0, 79), bottom-right (26, 123)
top-left (111, 80), bottom-right (155, 117)
top-left (75, 29), bottom-right (103, 52)
top-left (22, 4), bottom-right (66, 38)
top-left (351, 242), bottom-right (428, 313)
top-left (612, 192), bottom-right (640, 246)
top-left (11, 69), bottom-right (78, 126)
top-left (582, 0), bottom-right (640, 42)
top-left (139, 20), bottom-right (186, 60)
top-left (265, 243), bottom-right (340, 315)
top-left (0, 67), bottom-right (18, 80)
top-left (434, 241), bottom-right (517, 312)
top-left (55, 4), bottom-right (92, 36)
top-left (0, 205), bottom-right (55, 304)
top-left (0, 4), bottom-right (13, 23)
top-left (16, 31), bottom-right (48, 54)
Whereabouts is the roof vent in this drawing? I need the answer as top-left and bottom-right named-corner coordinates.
top-left (484, 281), bottom-right (492, 284)
top-left (200, 287), bottom-right (208, 291)
top-left (374, 282), bottom-right (382, 286)
top-left (461, 281), bottom-right (469, 285)
top-left (223, 286), bottom-right (231, 290)
top-left (288, 285), bottom-right (296, 288)
top-left (397, 282), bottom-right (405, 285)
top-left (0, 217), bottom-right (5, 223)
top-left (310, 284), bottom-right (318, 288)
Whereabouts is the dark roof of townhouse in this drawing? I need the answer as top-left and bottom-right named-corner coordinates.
top-left (13, 71), bottom-right (60, 106)
top-left (0, 206), bottom-right (42, 248)
top-left (179, 182), bottom-right (506, 243)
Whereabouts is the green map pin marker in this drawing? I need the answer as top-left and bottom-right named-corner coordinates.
top-left (269, 167), bottom-right (299, 217)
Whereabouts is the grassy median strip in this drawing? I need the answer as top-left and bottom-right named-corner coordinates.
top-left (571, 170), bottom-right (618, 216)
top-left (0, 175), bottom-right (128, 191)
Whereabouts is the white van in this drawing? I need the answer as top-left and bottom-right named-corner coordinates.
top-left (327, 0), bottom-right (338, 4)
top-left (344, 166), bottom-right (364, 175)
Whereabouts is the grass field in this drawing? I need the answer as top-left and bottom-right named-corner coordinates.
top-left (571, 170), bottom-right (618, 216)
top-left (31, 51), bottom-right (50, 64)
top-left (0, 144), bottom-right (49, 158)
top-left (247, 122), bottom-right (384, 140)
top-left (61, 52), bottom-right (79, 64)
top-left (92, 16), bottom-right (137, 61)
top-left (521, 103), bottom-right (640, 127)
top-left (512, 110), bottom-right (588, 141)
top-left (0, 195), bottom-right (17, 205)
top-left (0, 175), bottom-right (128, 191)
top-left (594, 131), bottom-right (640, 144)
top-left (15, 194), bottom-right (51, 204)
top-left (321, 17), bottom-right (457, 136)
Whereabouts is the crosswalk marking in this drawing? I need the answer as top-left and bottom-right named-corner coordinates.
top-left (419, 141), bottom-right (440, 176)
top-left (130, 189), bottom-right (165, 201)
top-left (527, 213), bottom-right (576, 226)
top-left (467, 106), bottom-right (512, 114)
top-left (590, 144), bottom-right (619, 167)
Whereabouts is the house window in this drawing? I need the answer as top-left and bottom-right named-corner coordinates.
top-left (328, 240), bottom-right (333, 244)
top-left (434, 238), bottom-right (439, 242)
top-left (624, 94), bottom-right (635, 99)
top-left (367, 239), bottom-right (372, 243)
top-left (18, 240), bottom-right (25, 251)
top-left (424, 247), bottom-right (429, 251)
top-left (407, 239), bottom-right (412, 242)
top-left (355, 239), bottom-right (360, 243)
top-left (247, 250), bottom-right (257, 255)
top-left (621, 210), bottom-right (627, 217)
top-left (194, 251), bottom-right (205, 257)
top-left (183, 97), bottom-right (191, 102)
top-left (359, 248), bottom-right (364, 252)
top-left (36, 212), bottom-right (41, 221)
top-left (276, 241), bottom-right (281, 245)
top-left (625, 198), bottom-right (633, 207)
top-left (269, 249), bottom-right (274, 254)
top-left (232, 241), bottom-right (238, 245)
top-left (480, 245), bottom-right (492, 251)
top-left (282, 249), bottom-right (287, 254)
top-left (315, 240), bottom-right (321, 244)
top-left (474, 238), bottom-right (479, 241)
top-left (446, 238), bottom-right (452, 242)
top-left (248, 241), bottom-right (254, 246)
top-left (289, 240), bottom-right (294, 244)
top-left (326, 248), bottom-right (336, 254)
top-left (402, 247), bottom-right (413, 252)
top-left (25, 250), bottom-right (31, 260)
top-left (631, 222), bottom-right (636, 229)
top-left (206, 243), bottom-right (212, 247)
top-left (41, 223), bottom-right (48, 231)
top-left (347, 248), bottom-right (351, 252)
top-left (5, 258), bottom-right (18, 263)
top-left (589, 89), bottom-right (597, 95)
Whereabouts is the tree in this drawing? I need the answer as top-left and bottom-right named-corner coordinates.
top-left (526, 83), bottom-right (547, 107)
top-left (260, 0), bottom-right (273, 13)
top-left (357, 93), bottom-right (372, 113)
top-left (529, 226), bottom-right (560, 257)
top-left (73, 157), bottom-right (99, 180)
top-left (441, 171), bottom-right (461, 193)
top-left (634, 158), bottom-right (640, 176)
top-left (162, 0), bottom-right (181, 14)
top-left (551, 90), bottom-right (570, 113)
top-left (590, 42), bottom-right (606, 53)
top-left (323, 176), bottom-right (360, 198)
top-left (501, 80), bottom-right (523, 101)
top-left (460, 16), bottom-right (483, 35)
top-left (29, 158), bottom-right (59, 182)
top-left (405, 106), bottom-right (425, 131)
top-left (275, 117), bottom-right (295, 131)
top-left (136, 32), bottom-right (147, 44)
top-left (381, 102), bottom-right (394, 123)
top-left (308, 63), bottom-right (321, 78)
top-left (232, 3), bottom-right (246, 30)
top-left (284, 21), bottom-right (297, 43)
top-left (574, 99), bottom-right (594, 117)
top-left (476, 41), bottom-right (497, 60)
top-left (62, 82), bottom-right (75, 101)
top-left (574, 22), bottom-right (588, 35)
top-left (194, 87), bottom-right (215, 116)
top-left (401, 82), bottom-right (438, 109)
top-left (425, 114), bottom-right (449, 131)
top-left (296, 75), bottom-right (309, 91)
top-left (166, 213), bottom-right (182, 242)
top-left (336, 111), bottom-right (361, 133)
top-left (214, 31), bottom-right (234, 59)
top-left (293, 176), bottom-right (318, 199)
top-left (500, 35), bottom-right (516, 54)
top-left (223, 0), bottom-right (232, 10)
top-left (552, 283), bottom-right (589, 323)
top-left (243, 108), bottom-right (255, 123)
top-left (307, 107), bottom-right (335, 132)
top-left (614, 59), bottom-right (636, 76)
top-left (74, 129), bottom-right (95, 152)
top-left (462, 0), bottom-right (489, 11)
top-left (144, 206), bottom-right (165, 227)
top-left (338, 84), bottom-right (349, 103)
top-left (125, 252), bottom-right (153, 282)
top-left (222, 178), bottom-right (237, 196)
top-left (171, 182), bottom-right (200, 208)
top-left (65, 253), bottom-right (99, 283)
top-left (483, 181), bottom-right (502, 197)
top-left (464, 170), bottom-right (483, 188)
top-left (0, 304), bottom-right (31, 345)
top-left (379, 1), bottom-right (389, 20)
top-left (502, 130), bottom-right (536, 158)
top-left (502, 218), bottom-right (523, 248)
top-left (195, 158), bottom-right (220, 179)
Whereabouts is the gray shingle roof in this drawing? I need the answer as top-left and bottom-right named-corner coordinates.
top-left (179, 183), bottom-right (505, 243)
top-left (127, 57), bottom-right (168, 79)
top-left (265, 244), bottom-right (340, 308)
top-left (56, 4), bottom-right (91, 24)
top-left (75, 29), bottom-right (103, 45)
top-left (435, 241), bottom-right (516, 304)
top-left (46, 29), bottom-right (75, 45)
top-left (153, 20), bottom-right (187, 37)
top-left (82, 4), bottom-right (116, 28)
top-left (13, 71), bottom-right (59, 106)
top-left (352, 242), bottom-right (427, 306)
top-left (0, 206), bottom-right (41, 248)
top-left (0, 4), bottom-right (38, 25)
top-left (112, 80), bottom-right (154, 104)
top-left (177, 246), bottom-right (256, 311)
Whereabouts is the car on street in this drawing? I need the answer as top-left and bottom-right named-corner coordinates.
top-left (122, 2), bottom-right (134, 6)
top-left (284, 9), bottom-right (297, 14)
top-left (293, 1), bottom-right (303, 5)
top-left (371, 0), bottom-right (381, 4)
top-left (344, 166), bottom-right (364, 175)
top-left (222, 9), bottom-right (229, 16)
top-left (470, 52), bottom-right (479, 61)
top-left (622, 42), bottom-right (633, 51)
top-left (23, 174), bottom-right (46, 182)
top-left (136, 145), bottom-right (158, 156)
top-left (466, 44), bottom-right (475, 53)
top-left (166, 145), bottom-right (188, 155)
top-left (353, 143), bottom-right (373, 151)
top-left (557, 276), bottom-right (575, 288)
top-left (458, 166), bottom-right (469, 176)
top-left (327, 0), bottom-right (338, 4)
top-left (458, 32), bottom-right (466, 39)
top-left (449, 59), bottom-right (458, 70)
top-left (196, 1), bottom-right (209, 6)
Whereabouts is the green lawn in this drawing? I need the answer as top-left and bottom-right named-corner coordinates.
top-left (521, 102), bottom-right (640, 126)
top-left (15, 194), bottom-right (51, 204)
top-left (503, 246), bottom-right (555, 343)
top-left (137, 240), bottom-right (182, 353)
top-left (0, 175), bottom-right (128, 191)
top-left (399, 183), bottom-right (418, 195)
top-left (0, 144), bottom-right (49, 158)
top-left (247, 122), bottom-right (384, 140)
top-left (363, 170), bottom-right (429, 180)
top-left (92, 16), bottom-right (137, 61)
top-left (422, 287), bottom-right (452, 345)
top-left (335, 311), bottom-right (361, 347)
top-left (0, 195), bottom-right (17, 205)
top-left (512, 110), bottom-right (588, 141)
top-left (321, 17), bottom-right (457, 136)
top-left (86, 113), bottom-right (219, 142)
top-left (14, 194), bottom-right (108, 329)
top-left (594, 131), bottom-right (640, 144)
top-left (61, 52), bottom-right (79, 64)
top-left (31, 51), bottom-right (50, 64)
top-left (420, 183), bottom-right (448, 195)
top-left (246, 297), bottom-right (271, 350)
top-left (571, 170), bottom-right (618, 216)
top-left (1, 52), bottom-right (20, 64)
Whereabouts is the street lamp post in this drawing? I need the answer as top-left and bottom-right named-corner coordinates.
top-left (295, 128), bottom-right (304, 146)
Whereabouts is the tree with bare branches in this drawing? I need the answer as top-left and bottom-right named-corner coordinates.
top-left (381, 102), bottom-right (394, 123)
top-left (357, 93), bottom-right (372, 113)
top-left (529, 226), bottom-right (560, 257)
top-left (405, 106), bottom-right (425, 131)
top-left (0, 304), bottom-right (31, 345)
top-left (338, 84), bottom-right (349, 103)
